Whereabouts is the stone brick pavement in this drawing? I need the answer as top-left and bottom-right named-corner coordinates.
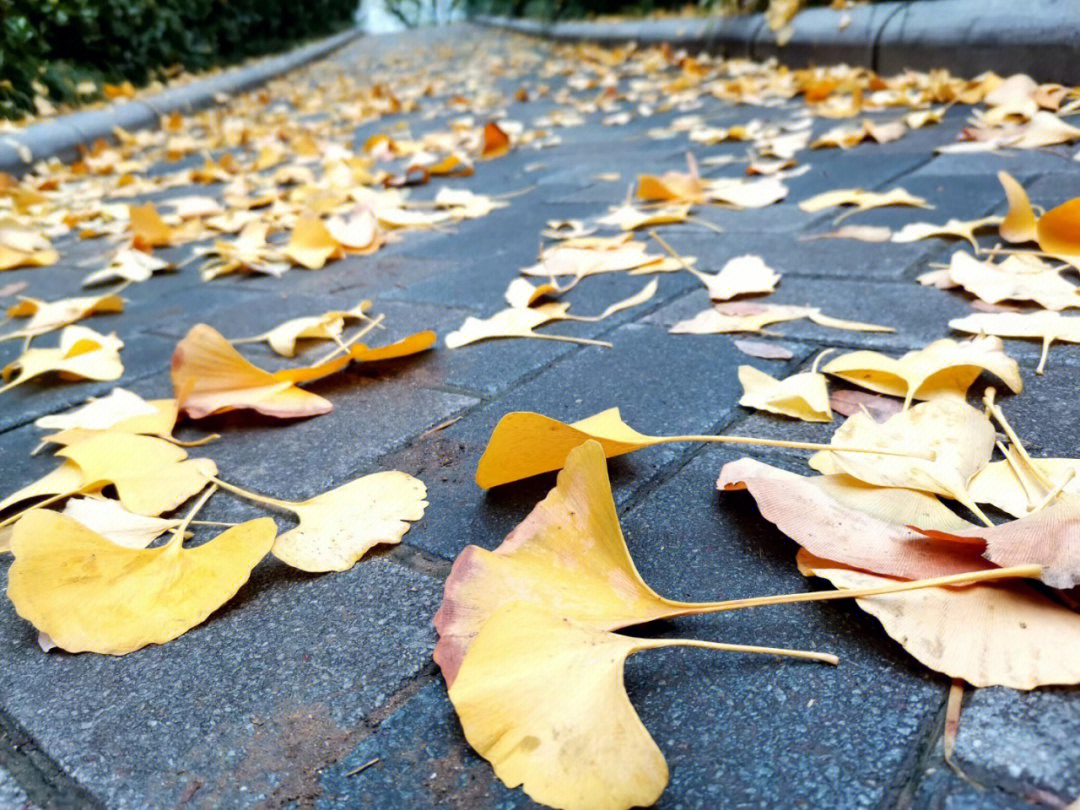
top-left (2, 24), bottom-right (1079, 810)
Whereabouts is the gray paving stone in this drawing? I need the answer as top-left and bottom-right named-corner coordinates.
top-left (0, 767), bottom-right (35, 810)
top-left (315, 682), bottom-right (534, 809)
top-left (952, 688), bottom-right (1080, 804)
top-left (0, 557), bottom-right (441, 810)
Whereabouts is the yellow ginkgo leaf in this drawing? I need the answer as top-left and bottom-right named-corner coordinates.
top-left (475, 407), bottom-right (921, 490)
top-left (822, 336), bottom-right (1022, 408)
top-left (997, 171), bottom-right (1037, 243)
top-left (171, 324), bottom-right (346, 418)
top-left (596, 203), bottom-right (691, 231)
top-left (738, 363), bottom-right (831, 422)
top-left (7, 509), bottom-right (275, 655)
top-left (232, 301), bottom-right (371, 357)
top-left (1037, 197), bottom-right (1080, 259)
top-left (705, 176), bottom-right (789, 208)
top-left (891, 216), bottom-right (1002, 251)
top-left (446, 303), bottom-right (609, 349)
top-left (798, 187), bottom-right (932, 220)
top-left (35, 388), bottom-right (179, 448)
top-left (129, 203), bottom-right (177, 249)
top-left (269, 471), bottom-right (427, 572)
top-left (1, 326), bottom-right (123, 394)
top-left (4, 292), bottom-right (125, 339)
top-left (0, 226), bottom-right (59, 271)
top-left (480, 121), bottom-right (512, 159)
top-left (691, 254), bottom-right (780, 301)
top-left (83, 248), bottom-right (170, 287)
top-left (448, 601), bottom-right (672, 810)
top-left (504, 278), bottom-right (569, 309)
top-left (969, 456), bottom-right (1080, 519)
top-left (938, 251), bottom-right (1080, 310)
top-left (284, 212), bottom-right (341, 269)
top-left (670, 302), bottom-right (891, 335)
top-left (796, 550), bottom-right (1080, 690)
top-left (809, 399), bottom-right (996, 522)
top-left (62, 497), bottom-right (181, 549)
top-left (56, 432), bottom-right (217, 516)
top-left (435, 188), bottom-right (508, 219)
top-left (949, 310), bottom-right (1080, 374)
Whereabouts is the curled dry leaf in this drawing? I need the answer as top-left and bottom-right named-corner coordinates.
top-left (998, 171), bottom-right (1038, 243)
top-left (949, 310), bottom-right (1080, 374)
top-left (718, 457), bottom-right (988, 580)
top-left (1, 326), bottom-right (124, 394)
top-left (4, 293), bottom-right (125, 339)
top-left (480, 121), bottom-right (512, 159)
top-left (738, 362), bottom-right (831, 422)
top-left (796, 550), bottom-right (1080, 690)
top-left (1038, 197), bottom-right (1080, 259)
top-left (8, 509), bottom-right (275, 655)
top-left (270, 471), bottom-right (427, 572)
top-left (284, 212), bottom-right (341, 269)
top-left (809, 399), bottom-right (995, 520)
top-left (172, 323), bottom-right (434, 418)
top-left (172, 323), bottom-right (344, 418)
top-left (822, 336), bottom-right (1022, 408)
top-left (129, 203), bottom-right (178, 249)
top-left (0, 227), bottom-right (58, 271)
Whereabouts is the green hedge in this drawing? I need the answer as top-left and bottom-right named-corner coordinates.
top-left (0, 0), bottom-right (357, 119)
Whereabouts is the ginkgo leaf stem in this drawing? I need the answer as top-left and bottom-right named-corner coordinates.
top-left (810, 348), bottom-right (834, 374)
top-left (648, 230), bottom-right (705, 284)
top-left (527, 333), bottom-right (614, 348)
top-left (661, 434), bottom-right (936, 460)
top-left (684, 216), bottom-right (725, 235)
top-left (190, 520), bottom-right (238, 528)
top-left (0, 487), bottom-right (89, 529)
top-left (314, 313), bottom-right (386, 364)
top-left (983, 387), bottom-right (1054, 490)
top-left (167, 484), bottom-right (218, 549)
top-left (664, 564), bottom-right (1041, 616)
top-left (998, 441), bottom-right (1039, 512)
top-left (632, 637), bottom-right (838, 665)
top-left (205, 475), bottom-right (296, 511)
top-left (164, 433), bottom-right (221, 448)
top-left (1033, 469), bottom-right (1076, 512)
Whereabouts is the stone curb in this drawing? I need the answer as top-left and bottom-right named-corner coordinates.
top-left (476, 0), bottom-right (1080, 84)
top-left (0, 27), bottom-right (363, 176)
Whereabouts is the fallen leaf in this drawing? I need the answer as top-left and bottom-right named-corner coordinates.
top-left (271, 472), bottom-right (427, 572)
top-left (8, 509), bottom-right (274, 654)
top-left (933, 251), bottom-right (1080, 310)
top-left (828, 389), bottom-right (903, 421)
top-left (738, 358), bottom-right (831, 422)
top-left (808, 399), bottom-right (995, 520)
top-left (733, 339), bottom-right (793, 360)
top-left (4, 293), bottom-right (125, 339)
top-left (803, 225), bottom-right (892, 242)
top-left (1037, 197), bottom-right (1080, 258)
top-left (446, 303), bottom-right (606, 349)
top-left (83, 248), bottom-right (170, 286)
top-left (821, 336), bottom-right (1022, 408)
top-left (233, 301), bottom-right (371, 357)
top-left (671, 302), bottom-right (891, 335)
top-left (480, 121), bottom-right (512, 159)
top-left (798, 188), bottom-right (932, 219)
top-left (949, 310), bottom-right (1080, 373)
top-left (129, 203), bottom-right (177, 249)
top-left (718, 457), bottom-right (988, 580)
top-left (998, 171), bottom-right (1038, 243)
top-left (690, 254), bottom-right (780, 301)
top-left (596, 203), bottom-right (691, 231)
top-left (969, 456), bottom-right (1080, 518)
top-left (892, 217), bottom-right (1002, 251)
top-left (284, 212), bottom-right (340, 269)
top-left (1, 326), bottom-right (124, 393)
top-left (796, 550), bottom-right (1080, 689)
top-left (62, 497), bottom-right (181, 548)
